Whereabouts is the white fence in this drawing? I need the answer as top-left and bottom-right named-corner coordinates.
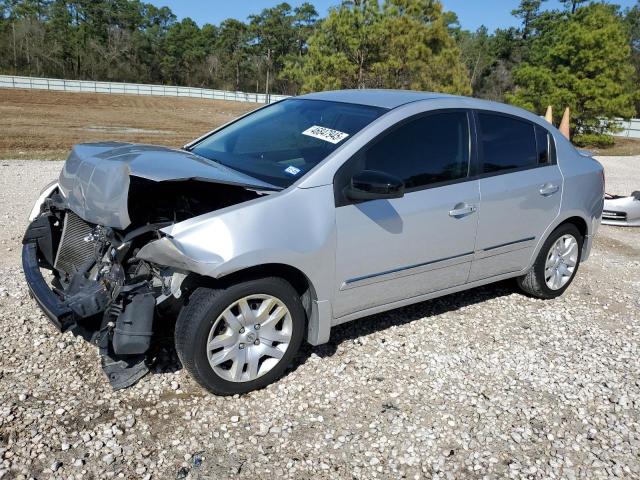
top-left (1, 74), bottom-right (639, 136)
top-left (613, 118), bottom-right (640, 139)
top-left (0, 74), bottom-right (289, 104)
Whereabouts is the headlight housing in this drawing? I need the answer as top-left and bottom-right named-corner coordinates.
top-left (28, 181), bottom-right (59, 221)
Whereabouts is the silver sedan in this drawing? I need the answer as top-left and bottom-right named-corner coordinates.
top-left (23, 90), bottom-right (604, 395)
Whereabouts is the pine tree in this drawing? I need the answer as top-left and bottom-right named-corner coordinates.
top-left (508, 3), bottom-right (637, 141)
top-left (511, 0), bottom-right (546, 40)
top-left (373, 0), bottom-right (471, 94)
top-left (559, 0), bottom-right (589, 15)
top-left (287, 0), bottom-right (470, 94)
top-left (625, 2), bottom-right (640, 115)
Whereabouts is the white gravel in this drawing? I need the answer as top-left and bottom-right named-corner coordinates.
top-left (0, 157), bottom-right (639, 479)
top-left (597, 156), bottom-right (640, 195)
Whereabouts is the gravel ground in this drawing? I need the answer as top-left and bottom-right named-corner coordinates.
top-left (598, 156), bottom-right (640, 196)
top-left (1, 157), bottom-right (639, 480)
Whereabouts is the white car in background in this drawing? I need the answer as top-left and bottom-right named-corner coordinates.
top-left (603, 192), bottom-right (640, 226)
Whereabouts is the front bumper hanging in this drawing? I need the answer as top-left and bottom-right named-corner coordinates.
top-left (22, 242), bottom-right (73, 331)
top-left (22, 240), bottom-right (151, 390)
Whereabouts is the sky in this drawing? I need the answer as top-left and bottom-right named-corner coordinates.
top-left (147, 0), bottom-right (638, 32)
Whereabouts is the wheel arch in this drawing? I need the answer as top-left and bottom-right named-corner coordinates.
top-left (558, 215), bottom-right (588, 239)
top-left (181, 263), bottom-right (325, 345)
top-left (525, 212), bottom-right (593, 274)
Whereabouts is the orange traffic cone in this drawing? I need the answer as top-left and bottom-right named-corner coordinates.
top-left (544, 106), bottom-right (553, 124)
top-left (559, 107), bottom-right (570, 140)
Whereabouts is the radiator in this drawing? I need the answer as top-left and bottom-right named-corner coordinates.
top-left (54, 211), bottom-right (96, 276)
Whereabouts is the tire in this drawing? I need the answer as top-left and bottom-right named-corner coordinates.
top-left (517, 223), bottom-right (583, 299)
top-left (175, 277), bottom-right (305, 395)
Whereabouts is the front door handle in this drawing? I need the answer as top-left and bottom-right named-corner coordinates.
top-left (539, 183), bottom-right (559, 196)
top-left (449, 203), bottom-right (477, 218)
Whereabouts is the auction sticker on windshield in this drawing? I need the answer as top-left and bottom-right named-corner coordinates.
top-left (284, 165), bottom-right (301, 176)
top-left (302, 125), bottom-right (349, 144)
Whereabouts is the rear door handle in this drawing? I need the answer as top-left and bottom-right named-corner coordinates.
top-left (449, 203), bottom-right (477, 217)
top-left (539, 183), bottom-right (559, 196)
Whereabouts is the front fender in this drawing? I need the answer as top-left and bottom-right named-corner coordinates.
top-left (136, 183), bottom-right (337, 308)
top-left (137, 236), bottom-right (317, 281)
top-left (136, 184), bottom-right (337, 346)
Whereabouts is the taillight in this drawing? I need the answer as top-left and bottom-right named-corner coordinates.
top-left (600, 169), bottom-right (606, 196)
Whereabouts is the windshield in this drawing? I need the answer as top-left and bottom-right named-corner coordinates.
top-left (191, 99), bottom-right (387, 188)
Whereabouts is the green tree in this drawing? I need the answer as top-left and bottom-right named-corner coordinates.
top-left (292, 3), bottom-right (318, 56)
top-left (455, 1), bottom-right (568, 102)
top-left (373, 0), bottom-right (471, 94)
top-left (46, 0), bottom-right (75, 77)
top-left (287, 0), bottom-right (469, 94)
top-left (133, 4), bottom-right (176, 82)
top-left (559, 0), bottom-right (589, 14)
top-left (508, 3), bottom-right (637, 138)
top-left (249, 3), bottom-right (296, 95)
top-left (1, 0), bottom-right (52, 75)
top-left (625, 2), bottom-right (640, 114)
top-left (278, 3), bottom-right (318, 94)
top-left (512, 0), bottom-right (546, 39)
top-left (287, 0), bottom-right (383, 92)
top-left (161, 18), bottom-right (205, 84)
top-left (628, 1), bottom-right (640, 49)
top-left (442, 10), bottom-right (461, 34)
top-left (456, 26), bottom-right (494, 94)
top-left (216, 19), bottom-right (250, 91)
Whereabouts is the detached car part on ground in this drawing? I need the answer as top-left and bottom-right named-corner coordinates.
top-left (23, 91), bottom-right (604, 395)
top-left (602, 191), bottom-right (640, 227)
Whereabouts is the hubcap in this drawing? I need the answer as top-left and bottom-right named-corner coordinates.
top-left (206, 294), bottom-right (292, 382)
top-left (544, 234), bottom-right (579, 290)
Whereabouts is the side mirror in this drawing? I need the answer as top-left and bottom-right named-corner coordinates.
top-left (344, 170), bottom-right (405, 201)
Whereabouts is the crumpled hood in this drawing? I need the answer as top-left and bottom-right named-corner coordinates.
top-left (58, 142), bottom-right (277, 229)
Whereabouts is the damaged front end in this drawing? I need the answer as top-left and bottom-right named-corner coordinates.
top-left (22, 143), bottom-right (277, 389)
top-left (23, 195), bottom-right (189, 389)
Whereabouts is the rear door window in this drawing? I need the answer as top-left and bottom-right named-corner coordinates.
top-left (478, 113), bottom-right (537, 174)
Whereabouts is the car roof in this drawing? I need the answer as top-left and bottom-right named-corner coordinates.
top-left (295, 89), bottom-right (553, 128)
top-left (297, 89), bottom-right (458, 109)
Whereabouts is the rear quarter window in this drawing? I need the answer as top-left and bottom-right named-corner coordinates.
top-left (535, 125), bottom-right (556, 165)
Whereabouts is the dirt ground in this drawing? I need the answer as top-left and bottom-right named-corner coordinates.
top-left (0, 89), bottom-right (259, 160)
top-left (587, 136), bottom-right (640, 156)
top-left (2, 88), bottom-right (640, 160)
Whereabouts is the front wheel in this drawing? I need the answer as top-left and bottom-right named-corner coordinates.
top-left (517, 223), bottom-right (583, 299)
top-left (175, 277), bottom-right (305, 395)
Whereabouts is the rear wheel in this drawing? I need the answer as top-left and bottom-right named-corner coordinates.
top-left (175, 277), bottom-right (305, 395)
top-left (517, 223), bottom-right (583, 299)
